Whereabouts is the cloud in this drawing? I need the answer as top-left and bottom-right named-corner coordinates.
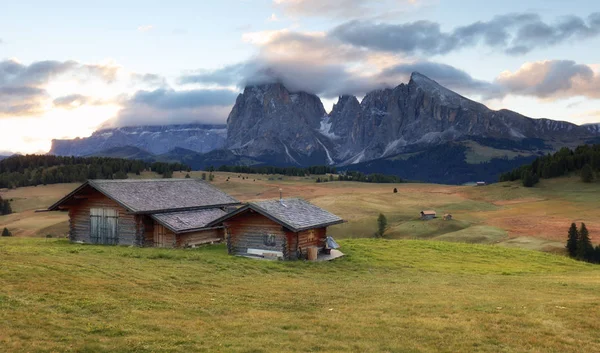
top-left (137, 25), bottom-right (154, 32)
top-left (179, 30), bottom-right (382, 98)
top-left (52, 94), bottom-right (92, 109)
top-left (109, 88), bottom-right (239, 127)
top-left (130, 73), bottom-right (167, 87)
top-left (0, 59), bottom-right (120, 117)
top-left (330, 12), bottom-right (600, 56)
top-left (495, 60), bottom-right (600, 99)
top-left (267, 13), bottom-right (280, 22)
top-left (273, 0), bottom-right (421, 19)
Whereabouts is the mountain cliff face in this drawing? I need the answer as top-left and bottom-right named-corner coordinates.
top-left (50, 124), bottom-right (226, 156)
top-left (226, 83), bottom-right (335, 165)
top-left (321, 72), bottom-right (591, 164)
top-left (225, 73), bottom-right (594, 167)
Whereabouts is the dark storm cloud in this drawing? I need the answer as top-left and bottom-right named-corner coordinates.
top-left (330, 12), bottom-right (600, 55)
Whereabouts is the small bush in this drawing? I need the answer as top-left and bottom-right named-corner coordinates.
top-left (2, 227), bottom-right (12, 237)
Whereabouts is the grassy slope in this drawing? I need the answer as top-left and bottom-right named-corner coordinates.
top-left (1, 237), bottom-right (599, 353)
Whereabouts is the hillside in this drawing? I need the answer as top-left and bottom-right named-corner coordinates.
top-left (1, 237), bottom-right (599, 352)
top-left (2, 172), bottom-right (599, 252)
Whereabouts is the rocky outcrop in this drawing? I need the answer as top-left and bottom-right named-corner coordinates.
top-left (226, 83), bottom-right (335, 165)
top-left (323, 72), bottom-right (592, 164)
top-left (49, 124), bottom-right (227, 156)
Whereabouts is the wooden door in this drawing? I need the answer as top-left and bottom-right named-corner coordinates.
top-left (153, 224), bottom-right (168, 247)
top-left (90, 208), bottom-right (119, 245)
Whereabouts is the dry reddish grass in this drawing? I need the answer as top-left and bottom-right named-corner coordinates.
top-left (2, 173), bottom-right (599, 250)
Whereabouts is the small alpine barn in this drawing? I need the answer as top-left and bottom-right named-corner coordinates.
top-left (48, 179), bottom-right (240, 247)
top-left (208, 198), bottom-right (345, 261)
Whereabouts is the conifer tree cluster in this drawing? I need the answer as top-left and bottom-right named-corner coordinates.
top-left (565, 222), bottom-right (600, 263)
top-left (1, 227), bottom-right (11, 237)
top-left (500, 144), bottom-right (600, 186)
top-left (0, 195), bottom-right (12, 216)
top-left (0, 155), bottom-right (187, 188)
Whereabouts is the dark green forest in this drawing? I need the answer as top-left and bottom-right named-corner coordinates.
top-left (0, 155), bottom-right (188, 189)
top-left (217, 165), bottom-right (336, 176)
top-left (499, 144), bottom-right (600, 187)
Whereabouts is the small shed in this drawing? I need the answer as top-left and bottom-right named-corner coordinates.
top-left (443, 214), bottom-right (453, 221)
top-left (420, 210), bottom-right (437, 220)
top-left (476, 181), bottom-right (486, 186)
top-left (48, 179), bottom-right (241, 247)
top-left (209, 198), bottom-right (345, 260)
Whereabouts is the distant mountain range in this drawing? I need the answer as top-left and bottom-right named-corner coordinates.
top-left (48, 72), bottom-right (600, 184)
top-left (50, 124), bottom-right (226, 156)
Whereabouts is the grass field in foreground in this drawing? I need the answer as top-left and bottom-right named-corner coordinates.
top-left (1, 238), bottom-right (599, 352)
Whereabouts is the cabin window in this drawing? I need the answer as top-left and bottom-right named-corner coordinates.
top-left (90, 208), bottom-right (119, 245)
top-left (264, 234), bottom-right (276, 247)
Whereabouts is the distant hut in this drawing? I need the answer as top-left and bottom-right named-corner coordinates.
top-left (420, 210), bottom-right (437, 220)
top-left (476, 181), bottom-right (486, 186)
top-left (443, 214), bottom-right (453, 221)
top-left (209, 198), bottom-right (345, 260)
top-left (47, 179), bottom-right (241, 247)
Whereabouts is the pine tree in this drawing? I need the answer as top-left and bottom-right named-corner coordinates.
top-left (185, 173), bottom-right (191, 179)
top-left (393, 188), bottom-right (398, 193)
top-left (581, 164), bottom-right (594, 183)
top-left (376, 214), bottom-right (387, 238)
top-left (566, 223), bottom-right (579, 258)
top-left (577, 223), bottom-right (593, 261)
top-left (1, 227), bottom-right (11, 237)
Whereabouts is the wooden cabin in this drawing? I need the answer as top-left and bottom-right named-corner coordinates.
top-left (420, 210), bottom-right (437, 220)
top-left (208, 198), bottom-right (345, 260)
top-left (48, 179), bottom-right (240, 247)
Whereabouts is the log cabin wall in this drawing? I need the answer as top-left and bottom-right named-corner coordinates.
top-left (294, 227), bottom-right (326, 260)
top-left (153, 224), bottom-right (177, 248)
top-left (224, 211), bottom-right (288, 258)
top-left (67, 188), bottom-right (140, 246)
top-left (176, 228), bottom-right (224, 248)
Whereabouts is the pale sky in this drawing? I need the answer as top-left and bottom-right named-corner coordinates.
top-left (1, 0), bottom-right (600, 154)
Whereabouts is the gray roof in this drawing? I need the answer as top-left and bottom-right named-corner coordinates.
top-left (151, 208), bottom-right (227, 233)
top-left (49, 179), bottom-right (240, 213)
top-left (209, 198), bottom-right (344, 232)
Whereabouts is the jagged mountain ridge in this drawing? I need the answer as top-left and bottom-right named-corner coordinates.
top-left (323, 72), bottom-right (589, 164)
top-left (50, 124), bottom-right (227, 157)
top-left (225, 72), bottom-right (593, 167)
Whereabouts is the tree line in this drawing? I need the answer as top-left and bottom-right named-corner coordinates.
top-left (0, 155), bottom-right (189, 188)
top-left (216, 165), bottom-right (337, 176)
top-left (336, 171), bottom-right (403, 183)
top-left (566, 222), bottom-right (600, 264)
top-left (499, 144), bottom-right (600, 187)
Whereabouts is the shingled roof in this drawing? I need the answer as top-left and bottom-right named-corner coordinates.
top-left (151, 208), bottom-right (228, 233)
top-left (209, 198), bottom-right (344, 232)
top-left (48, 179), bottom-right (240, 214)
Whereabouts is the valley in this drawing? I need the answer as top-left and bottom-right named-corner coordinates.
top-left (2, 172), bottom-right (598, 253)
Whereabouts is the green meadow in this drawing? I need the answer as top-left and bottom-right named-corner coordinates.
top-left (1, 237), bottom-right (599, 352)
